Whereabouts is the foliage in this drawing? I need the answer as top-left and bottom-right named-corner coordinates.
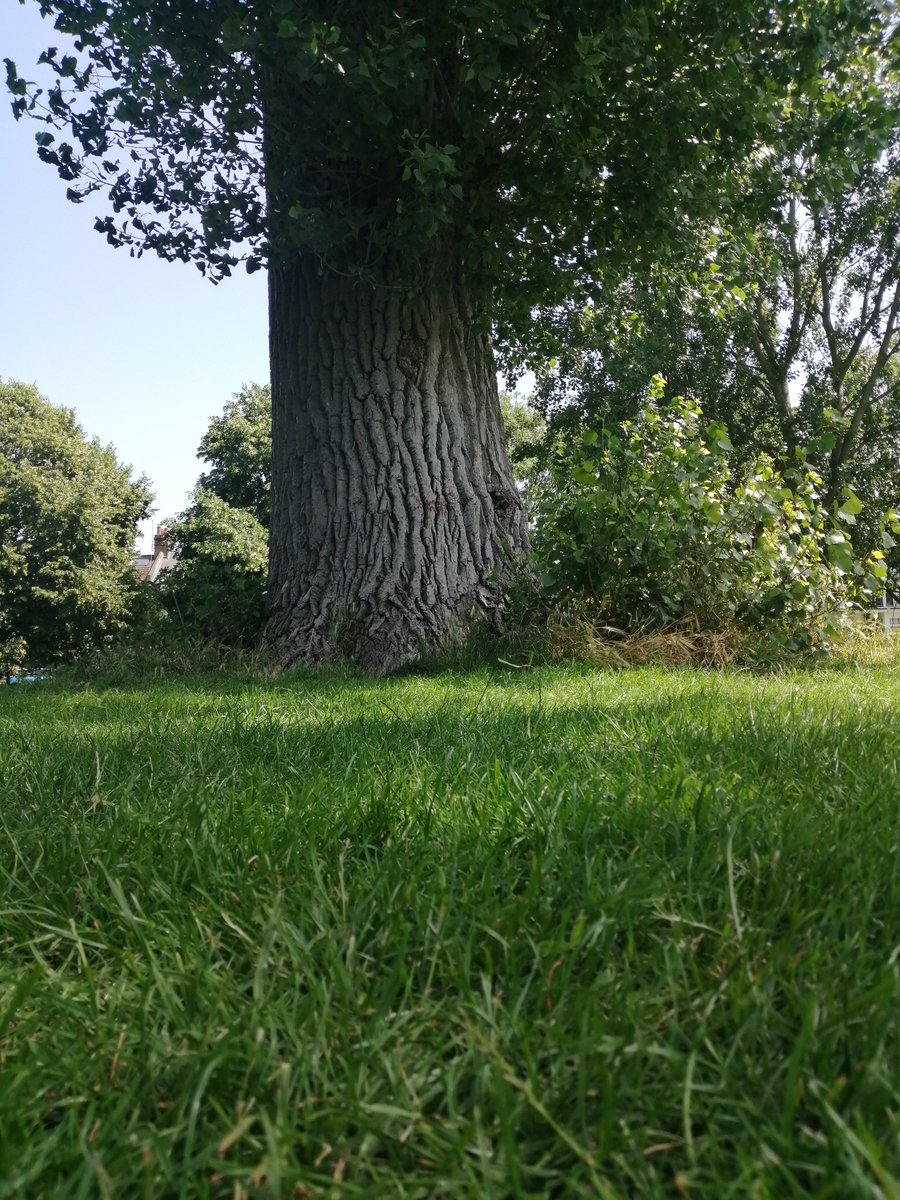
top-left (1, 665), bottom-right (898, 1195)
top-left (834, 358), bottom-right (900, 597)
top-left (160, 490), bottom-right (268, 647)
top-left (499, 391), bottom-right (545, 498)
top-left (196, 382), bottom-right (271, 526)
top-left (531, 381), bottom-right (888, 644)
top-left (529, 264), bottom-right (752, 441)
top-left (0, 378), bottom-right (152, 673)
top-left (71, 608), bottom-right (273, 683)
top-left (152, 384), bottom-right (271, 649)
top-left (6, 1), bottom-right (888, 315)
top-left (526, 50), bottom-right (900, 590)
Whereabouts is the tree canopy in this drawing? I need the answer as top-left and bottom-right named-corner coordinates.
top-left (526, 63), bottom-right (900, 589)
top-left (159, 385), bottom-right (270, 646)
top-left (195, 382), bottom-right (271, 527)
top-left (8, 1), bottom-right (889, 307)
top-left (0, 379), bottom-right (152, 673)
top-left (161, 490), bottom-right (268, 647)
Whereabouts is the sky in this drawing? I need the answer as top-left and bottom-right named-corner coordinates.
top-left (1, 4), bottom-right (270, 551)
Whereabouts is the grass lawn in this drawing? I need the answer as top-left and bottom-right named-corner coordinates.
top-left (0, 663), bottom-right (897, 1198)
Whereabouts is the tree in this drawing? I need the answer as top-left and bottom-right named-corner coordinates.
top-left (160, 384), bottom-right (271, 645)
top-left (0, 379), bottom-right (152, 674)
top-left (528, 50), bottom-right (900, 589)
top-left (196, 382), bottom-right (271, 527)
top-left (739, 141), bottom-right (900, 509)
top-left (161, 491), bottom-right (268, 647)
top-left (499, 391), bottom-right (547, 517)
top-left (193, 383), bottom-right (541, 528)
top-left (7, 0), bottom-right (889, 671)
top-left (528, 266), bottom-right (746, 439)
top-left (163, 385), bottom-right (539, 648)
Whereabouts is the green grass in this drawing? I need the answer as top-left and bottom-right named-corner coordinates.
top-left (0, 664), bottom-right (897, 1198)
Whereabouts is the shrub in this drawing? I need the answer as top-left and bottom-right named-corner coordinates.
top-left (530, 380), bottom-right (885, 646)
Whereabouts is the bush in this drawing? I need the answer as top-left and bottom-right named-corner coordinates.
top-left (530, 380), bottom-right (885, 646)
top-left (158, 490), bottom-right (267, 647)
top-left (68, 579), bottom-right (274, 682)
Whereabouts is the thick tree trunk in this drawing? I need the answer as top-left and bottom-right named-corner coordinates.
top-left (264, 255), bottom-right (529, 674)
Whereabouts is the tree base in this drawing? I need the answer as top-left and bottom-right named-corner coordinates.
top-left (265, 581), bottom-right (513, 676)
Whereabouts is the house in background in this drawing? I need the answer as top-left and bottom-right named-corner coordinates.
top-left (133, 525), bottom-right (178, 582)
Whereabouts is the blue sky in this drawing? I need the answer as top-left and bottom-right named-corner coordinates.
top-left (1, 4), bottom-right (270, 550)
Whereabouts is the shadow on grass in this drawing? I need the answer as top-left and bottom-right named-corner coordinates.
top-left (3, 665), bottom-right (897, 836)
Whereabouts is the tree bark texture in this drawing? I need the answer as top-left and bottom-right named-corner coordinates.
top-left (264, 256), bottom-right (529, 674)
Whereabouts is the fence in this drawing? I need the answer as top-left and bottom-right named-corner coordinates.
top-left (874, 607), bottom-right (900, 633)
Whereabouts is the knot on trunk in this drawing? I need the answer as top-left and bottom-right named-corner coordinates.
top-left (490, 487), bottom-right (516, 516)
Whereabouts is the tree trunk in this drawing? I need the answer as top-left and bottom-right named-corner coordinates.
top-left (264, 255), bottom-right (529, 675)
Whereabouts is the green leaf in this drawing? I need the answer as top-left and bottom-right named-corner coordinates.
top-left (706, 422), bottom-right (733, 452)
top-left (827, 541), bottom-right (855, 574)
top-left (838, 487), bottom-right (862, 517)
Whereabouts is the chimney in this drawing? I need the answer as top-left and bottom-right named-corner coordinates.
top-left (153, 525), bottom-right (171, 557)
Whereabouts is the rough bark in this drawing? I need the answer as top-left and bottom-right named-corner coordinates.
top-left (264, 255), bottom-right (529, 675)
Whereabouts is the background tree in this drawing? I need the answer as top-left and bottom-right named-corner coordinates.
top-left (196, 383), bottom-right (271, 527)
top-left (0, 378), bottom-right (152, 674)
top-left (499, 391), bottom-right (546, 509)
top-left (159, 385), bottom-right (270, 646)
top-left (528, 47), bottom-right (900, 591)
top-left (528, 267), bottom-right (745, 438)
top-left (744, 142), bottom-right (900, 501)
top-left (160, 491), bottom-right (268, 648)
top-left (8, 0), bottom-right (889, 671)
